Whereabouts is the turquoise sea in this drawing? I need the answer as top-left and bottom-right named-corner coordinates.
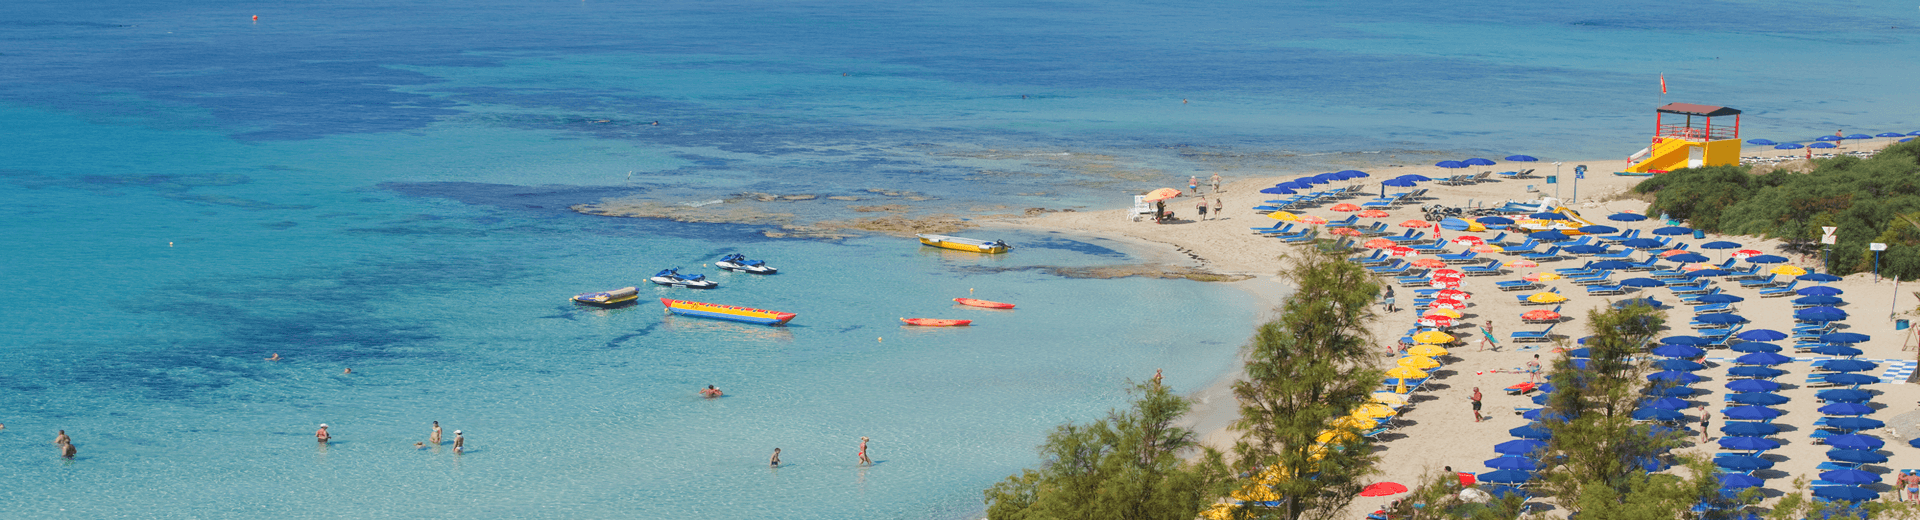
top-left (4, 0), bottom-right (1917, 518)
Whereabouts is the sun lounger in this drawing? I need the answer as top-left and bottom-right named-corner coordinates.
top-left (1501, 239), bottom-right (1540, 253)
top-left (1567, 271), bottom-right (1613, 285)
top-left (1691, 303), bottom-right (1733, 314)
top-left (1461, 260), bottom-right (1505, 276)
top-left (1600, 229), bottom-right (1638, 243)
top-left (1740, 274), bottom-right (1779, 289)
top-left (1367, 260), bottom-right (1409, 274)
top-left (1437, 250), bottom-right (1479, 264)
top-left (1409, 239), bottom-right (1450, 254)
top-left (1322, 215), bottom-right (1361, 228)
top-left (1555, 261), bottom-right (1597, 275)
top-left (1723, 265), bottom-right (1764, 281)
top-left (1520, 246), bottom-right (1563, 262)
top-left (1484, 232), bottom-right (1511, 246)
top-left (1385, 231), bottom-right (1427, 244)
top-left (1585, 284), bottom-right (1626, 296)
top-left (1511, 324), bottom-right (1557, 343)
top-left (1348, 250), bottom-right (1386, 264)
top-left (1352, 222), bottom-right (1392, 237)
top-left (1622, 258), bottom-right (1661, 271)
top-left (1671, 281), bottom-right (1716, 295)
top-left (1255, 223), bottom-right (1298, 235)
top-left (1280, 231), bottom-right (1319, 243)
top-left (1594, 248), bottom-right (1636, 260)
top-left (1495, 279), bottom-right (1540, 291)
top-left (1758, 281), bottom-right (1799, 297)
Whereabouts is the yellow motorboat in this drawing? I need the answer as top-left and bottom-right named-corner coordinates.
top-left (916, 234), bottom-right (1012, 254)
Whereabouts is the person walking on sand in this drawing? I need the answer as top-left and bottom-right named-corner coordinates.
top-left (1471, 387), bottom-right (1483, 423)
top-left (1479, 320), bottom-right (1494, 352)
top-left (770, 448), bottom-right (782, 468)
top-left (316, 424), bottom-right (331, 445)
top-left (860, 435), bottom-right (875, 468)
top-left (1196, 198), bottom-right (1209, 221)
top-left (1381, 286), bottom-right (1396, 313)
top-left (430, 421), bottom-right (442, 446)
top-left (453, 430), bottom-right (465, 454)
top-left (54, 430), bottom-right (70, 447)
top-left (1212, 198), bottom-right (1221, 219)
top-left (1210, 172), bottom-right (1221, 193)
top-left (1524, 355), bottom-right (1541, 383)
top-left (1699, 406), bottom-right (1712, 442)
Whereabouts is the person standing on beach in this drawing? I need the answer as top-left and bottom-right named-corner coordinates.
top-left (770, 448), bottom-right (782, 467)
top-left (1188, 175), bottom-right (1198, 195)
top-left (1471, 387), bottom-right (1483, 423)
top-left (1212, 198), bottom-right (1221, 219)
top-left (1196, 198), bottom-right (1209, 221)
top-left (1154, 200), bottom-right (1166, 223)
top-left (316, 424), bottom-right (331, 445)
top-left (1210, 172), bottom-right (1221, 193)
top-left (858, 437), bottom-right (871, 466)
top-left (453, 430), bottom-right (465, 454)
top-left (430, 421), bottom-right (442, 446)
top-left (1381, 286), bottom-right (1396, 313)
top-left (1524, 355), bottom-right (1541, 383)
top-left (1699, 406), bottom-right (1712, 442)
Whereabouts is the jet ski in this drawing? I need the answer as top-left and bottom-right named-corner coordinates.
top-left (649, 268), bottom-right (719, 289)
top-left (715, 253), bottom-right (778, 274)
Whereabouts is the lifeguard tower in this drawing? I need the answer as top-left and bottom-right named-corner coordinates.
top-left (1625, 103), bottom-right (1742, 173)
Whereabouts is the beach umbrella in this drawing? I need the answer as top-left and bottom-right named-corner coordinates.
top-left (1327, 227), bottom-right (1365, 237)
top-left (1436, 289), bottom-right (1470, 301)
top-left (1880, 132), bottom-right (1910, 139)
top-left (1493, 439), bottom-right (1547, 456)
top-left (1316, 429), bottom-right (1361, 444)
top-left (1687, 269), bottom-right (1731, 278)
top-left (1729, 366), bottom-right (1786, 379)
top-left (1429, 279), bottom-right (1461, 290)
top-left (1694, 313), bottom-right (1746, 325)
top-left (1727, 392), bottom-right (1789, 406)
top-left (1774, 143), bottom-right (1805, 150)
top-left (1700, 240), bottom-right (1742, 249)
top-left (1338, 170), bottom-right (1371, 178)
top-left (1730, 249), bottom-right (1761, 259)
top-left (1719, 436), bottom-right (1781, 452)
top-left (1568, 358), bottom-right (1592, 370)
top-left (1798, 272), bottom-right (1842, 282)
top-left (1744, 255), bottom-right (1788, 264)
top-left (1521, 309), bottom-right (1561, 322)
top-left (1651, 343), bottom-right (1705, 358)
top-left (1817, 135), bottom-right (1844, 142)
top-left (1398, 356), bottom-right (1442, 370)
top-left (1563, 244), bottom-right (1608, 255)
top-left (1562, 348), bottom-right (1590, 359)
top-left (1383, 366), bottom-right (1428, 379)
top-left (1695, 294), bottom-right (1745, 305)
top-left (1647, 371), bottom-right (1702, 384)
top-left (1395, 174), bottom-right (1433, 182)
top-left (1463, 158), bottom-right (1497, 166)
top-left (1721, 422), bottom-right (1779, 437)
top-left (1727, 379), bottom-right (1781, 392)
top-left (1329, 203), bottom-right (1362, 212)
top-left (1478, 469), bottom-right (1533, 484)
top-left (1406, 344), bottom-right (1448, 356)
top-left (1809, 344), bottom-right (1864, 357)
top-left (1398, 219), bottom-right (1432, 229)
top-left (1826, 417), bottom-right (1885, 432)
top-left (1275, 181), bottom-right (1314, 190)
top-left (1422, 308), bottom-right (1462, 318)
top-left (1821, 360), bottom-right (1879, 373)
top-left (1295, 215), bottom-right (1328, 225)
top-left (1821, 332), bottom-right (1870, 344)
top-left (1612, 297), bottom-right (1666, 309)
top-left (1845, 133), bottom-right (1873, 140)
top-left (1661, 336), bottom-right (1711, 346)
top-left (1722, 406), bottom-right (1782, 421)
top-left (1622, 238), bottom-right (1665, 249)
top-left (1798, 286), bottom-right (1844, 296)
top-left (1736, 329), bottom-right (1786, 341)
top-left (1412, 331), bottom-right (1454, 344)
top-left (1363, 238), bottom-right (1396, 249)
top-left (1632, 408), bottom-right (1685, 421)
top-left (1389, 246), bottom-right (1418, 257)
top-left (1435, 160), bottom-right (1468, 169)
top-left (1811, 142), bottom-right (1838, 149)
top-left (1618, 277), bottom-right (1665, 288)
top-left (1720, 473), bottom-right (1766, 489)
top-left (1822, 469), bottom-right (1882, 485)
top-left (1432, 268), bottom-right (1463, 277)
top-left (1379, 179), bottom-right (1418, 190)
top-left (1826, 434), bottom-right (1886, 451)
top-left (1522, 272), bottom-right (1559, 282)
top-left (1357, 210), bottom-right (1391, 218)
top-left (1642, 396), bottom-right (1689, 410)
top-left (1529, 230), bottom-right (1571, 242)
top-left (1477, 216), bottom-right (1515, 226)
top-left (1642, 386), bottom-right (1695, 397)
top-left (1450, 235), bottom-right (1485, 246)
top-left (1297, 175), bottom-right (1330, 185)
top-left (1259, 187), bottom-right (1297, 195)
top-left (1748, 139), bottom-right (1779, 146)
top-left (1734, 352), bottom-right (1791, 366)
top-left (1797, 307), bottom-right (1847, 321)
top-left (1505, 155), bottom-right (1538, 162)
top-left (1529, 212), bottom-right (1569, 221)
top-left (1527, 292), bottom-right (1567, 304)
top-left (1142, 188), bottom-right (1183, 202)
top-left (1470, 244), bottom-right (1501, 253)
top-left (1577, 225), bottom-right (1619, 234)
top-left (1730, 342), bottom-right (1782, 354)
top-left (1827, 448), bottom-right (1889, 463)
top-left (1665, 253), bottom-right (1709, 263)
top-left (1410, 258), bottom-right (1447, 268)
top-left (1507, 259), bottom-right (1539, 268)
top-left (1819, 402), bottom-right (1876, 416)
top-left (1607, 213), bottom-right (1648, 222)
top-left (1812, 486), bottom-right (1879, 502)
top-left (1483, 457), bottom-right (1538, 471)
top-left (1507, 424), bottom-right (1551, 440)
top-left (1774, 265), bottom-right (1811, 276)
top-left (1353, 403), bottom-right (1398, 419)
top-left (1819, 389), bottom-right (1873, 403)
top-left (1330, 415), bottom-right (1376, 429)
top-left (1359, 482), bottom-right (1408, 497)
top-left (1653, 226), bottom-right (1693, 236)
top-left (1267, 211), bottom-right (1298, 222)
top-left (1715, 456), bottom-right (1773, 471)
top-left (1825, 374), bottom-right (1880, 386)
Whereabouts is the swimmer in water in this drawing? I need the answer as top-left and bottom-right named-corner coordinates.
top-left (54, 430), bottom-right (70, 446)
top-left (343, 368), bottom-right (352, 374)
top-left (858, 437), bottom-right (871, 466)
top-left (701, 385), bottom-right (723, 398)
top-left (61, 442), bottom-right (77, 459)
top-left (453, 430), bottom-right (465, 454)
top-left (770, 448), bottom-right (781, 467)
top-left (430, 421), bottom-right (442, 446)
top-left (265, 353), bottom-right (279, 361)
top-left (316, 424), bottom-right (331, 444)
top-left (414, 441), bottom-right (426, 449)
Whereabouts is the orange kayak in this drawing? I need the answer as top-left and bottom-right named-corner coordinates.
top-left (901, 318), bottom-right (972, 327)
top-left (953, 298), bottom-right (1015, 309)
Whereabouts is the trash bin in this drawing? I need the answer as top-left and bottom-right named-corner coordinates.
top-left (1693, 230), bottom-right (1706, 239)
top-left (1898, 319), bottom-right (1910, 331)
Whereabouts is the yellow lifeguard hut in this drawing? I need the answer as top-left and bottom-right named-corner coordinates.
top-left (1625, 103), bottom-right (1742, 173)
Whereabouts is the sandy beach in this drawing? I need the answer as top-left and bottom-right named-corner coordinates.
top-left (998, 141), bottom-right (1920, 516)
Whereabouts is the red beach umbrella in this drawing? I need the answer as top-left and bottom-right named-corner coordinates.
top-left (1364, 238), bottom-right (1396, 249)
top-left (1732, 249), bottom-right (1762, 259)
top-left (1360, 482), bottom-right (1409, 497)
top-left (1522, 309), bottom-right (1562, 321)
top-left (1400, 219), bottom-right (1432, 229)
top-left (1329, 227), bottom-right (1364, 236)
top-left (1411, 258), bottom-right (1447, 268)
top-left (1437, 288), bottom-right (1470, 300)
top-left (1418, 315), bottom-right (1455, 328)
top-left (1451, 236), bottom-right (1485, 246)
top-left (1296, 215), bottom-right (1328, 225)
top-left (1432, 269), bottom-right (1463, 277)
top-left (1429, 279), bottom-right (1461, 289)
top-left (1389, 246), bottom-right (1418, 257)
top-left (1357, 210), bottom-right (1391, 218)
top-left (1330, 203), bottom-right (1363, 212)
top-left (1428, 300), bottom-right (1463, 310)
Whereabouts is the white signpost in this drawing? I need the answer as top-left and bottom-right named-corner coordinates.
top-left (1822, 226), bottom-right (1838, 245)
top-left (1821, 226), bottom-right (1838, 274)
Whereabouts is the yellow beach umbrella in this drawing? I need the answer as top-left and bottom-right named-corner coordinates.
top-left (1528, 292), bottom-right (1568, 303)
top-left (1331, 415), bottom-right (1375, 429)
top-left (1772, 265), bottom-right (1808, 276)
top-left (1524, 272), bottom-right (1562, 281)
top-left (1316, 429), bottom-right (1360, 444)
top-left (1423, 308), bottom-right (1462, 319)
top-left (1267, 211), bottom-right (1298, 221)
top-left (1203, 504), bottom-right (1241, 520)
top-left (1353, 402), bottom-right (1398, 418)
top-left (1232, 483), bottom-right (1281, 502)
top-left (1398, 356), bottom-right (1441, 369)
top-left (1371, 392), bottom-right (1409, 406)
top-left (1412, 331), bottom-right (1455, 344)
top-left (1406, 344), bottom-right (1449, 357)
top-left (1384, 366), bottom-right (1428, 380)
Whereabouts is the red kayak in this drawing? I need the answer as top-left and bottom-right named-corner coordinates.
top-left (953, 298), bottom-right (1015, 309)
top-left (901, 318), bottom-right (972, 327)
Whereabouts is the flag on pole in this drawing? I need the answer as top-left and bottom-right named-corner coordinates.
top-left (1660, 74), bottom-right (1667, 94)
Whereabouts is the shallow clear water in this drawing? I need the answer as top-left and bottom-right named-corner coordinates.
top-left (3, 0), bottom-right (1916, 517)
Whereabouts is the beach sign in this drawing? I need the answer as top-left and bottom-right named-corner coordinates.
top-left (1822, 226), bottom-right (1838, 245)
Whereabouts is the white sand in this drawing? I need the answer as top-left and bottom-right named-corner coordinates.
top-left (996, 142), bottom-right (1920, 515)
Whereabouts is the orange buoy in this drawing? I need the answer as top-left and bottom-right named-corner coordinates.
top-left (252, 15), bottom-right (258, 22)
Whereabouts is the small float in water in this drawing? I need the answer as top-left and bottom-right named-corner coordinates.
top-left (901, 318), bottom-right (972, 327)
top-left (661, 298), bottom-right (796, 326)
top-left (715, 253), bottom-right (777, 274)
top-left (572, 287), bottom-right (639, 306)
top-left (650, 268), bottom-right (719, 288)
top-left (953, 298), bottom-right (1015, 309)
top-left (917, 234), bottom-right (1012, 254)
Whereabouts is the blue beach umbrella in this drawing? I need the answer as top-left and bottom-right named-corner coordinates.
top-left (1827, 448), bottom-right (1889, 463)
top-left (1508, 424), bottom-right (1552, 440)
top-left (1632, 408), bottom-right (1686, 421)
top-left (1395, 174), bottom-right (1432, 182)
top-left (1653, 359), bottom-right (1703, 371)
top-left (1723, 406), bottom-right (1782, 421)
top-left (1577, 225), bottom-right (1619, 234)
top-left (1298, 175), bottom-right (1331, 185)
top-left (1813, 486), bottom-right (1878, 502)
top-left (1774, 143), bottom-right (1805, 150)
top-left (1529, 230), bottom-right (1571, 242)
top-left (1647, 371), bottom-right (1701, 384)
top-left (1259, 187), bottom-right (1297, 195)
top-left (1798, 286), bottom-right (1844, 296)
top-left (1730, 342), bottom-right (1781, 354)
top-left (1810, 142), bottom-right (1838, 149)
top-left (1566, 348), bottom-right (1591, 358)
top-left (1744, 255), bottom-right (1788, 264)
top-left (1817, 135), bottom-right (1843, 142)
top-left (1569, 359), bottom-right (1592, 370)
top-left (1826, 434), bottom-right (1885, 451)
top-left (1721, 422), bottom-right (1779, 437)
top-left (1665, 253), bottom-right (1710, 263)
top-left (1727, 378), bottom-right (1781, 392)
top-left (1589, 260), bottom-right (1635, 270)
top-left (1879, 132), bottom-right (1909, 138)
top-left (1607, 213), bottom-right (1649, 222)
top-left (1652, 226), bottom-right (1693, 236)
top-left (1719, 436), bottom-right (1781, 452)
top-left (1483, 456), bottom-right (1539, 470)
top-left (1696, 293), bottom-right (1745, 304)
top-left (1736, 329), bottom-right (1784, 341)
top-left (1734, 352), bottom-right (1791, 366)
top-left (1532, 393), bottom-right (1552, 405)
top-left (1799, 273), bottom-right (1843, 283)
top-left (1521, 409), bottom-right (1572, 422)
top-left (1719, 473), bottom-right (1766, 489)
top-left (1810, 344), bottom-right (1864, 357)
top-left (1825, 374), bottom-right (1880, 386)
top-left (1826, 417), bottom-right (1886, 432)
top-left (1435, 160), bottom-right (1468, 169)
top-left (1463, 158), bottom-right (1497, 166)
top-left (1622, 238), bottom-right (1666, 249)
top-left (1642, 386), bottom-right (1695, 397)
top-left (1822, 469), bottom-right (1881, 485)
top-left (1819, 402), bottom-right (1875, 416)
top-left (1478, 469), bottom-right (1533, 484)
top-left (1529, 212), bottom-right (1569, 221)
top-left (1478, 216), bottom-right (1514, 226)
top-left (1793, 295), bottom-right (1844, 306)
top-left (1700, 241), bottom-right (1743, 250)
top-left (1729, 366), bottom-right (1786, 379)
top-left (1505, 155), bottom-right (1538, 162)
top-left (1652, 344), bottom-right (1705, 358)
top-left (1821, 360), bottom-right (1879, 373)
top-left (1686, 269), bottom-right (1730, 278)
top-left (1694, 313), bottom-right (1746, 324)
top-left (1818, 389), bottom-right (1872, 403)
top-left (1380, 179), bottom-right (1417, 188)
top-left (1715, 455), bottom-right (1773, 471)
top-left (1662, 336), bottom-right (1710, 346)
top-left (1336, 170), bottom-right (1370, 178)
top-left (1821, 332), bottom-right (1869, 344)
top-left (1484, 485), bottom-right (1528, 500)
top-left (1493, 439), bottom-right (1547, 456)
top-left (1727, 392), bottom-right (1789, 406)
top-left (1747, 139), bottom-right (1778, 145)
top-left (1642, 396), bottom-right (1689, 410)
top-left (1845, 133), bottom-right (1873, 140)
top-left (1563, 244), bottom-right (1608, 255)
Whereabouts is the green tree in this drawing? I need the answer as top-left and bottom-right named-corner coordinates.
top-left (983, 377), bottom-right (1234, 520)
top-left (1763, 477), bottom-right (1920, 520)
top-left (1224, 249), bottom-right (1385, 520)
